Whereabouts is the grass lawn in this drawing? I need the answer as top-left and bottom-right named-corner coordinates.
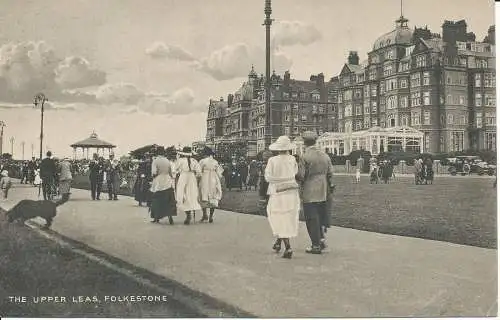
top-left (72, 174), bottom-right (497, 249)
top-left (0, 211), bottom-right (202, 318)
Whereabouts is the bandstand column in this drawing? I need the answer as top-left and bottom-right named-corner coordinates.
top-left (377, 136), bottom-right (381, 154)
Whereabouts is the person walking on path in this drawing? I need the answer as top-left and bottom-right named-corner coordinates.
top-left (198, 146), bottom-right (223, 223)
top-left (265, 136), bottom-right (301, 259)
top-left (1, 170), bottom-right (12, 199)
top-left (175, 146), bottom-right (201, 225)
top-left (296, 131), bottom-right (335, 254)
top-left (149, 148), bottom-right (177, 224)
top-left (89, 153), bottom-right (104, 200)
top-left (134, 152), bottom-right (152, 207)
top-left (105, 153), bottom-right (121, 200)
top-left (39, 151), bottom-right (57, 200)
top-left (58, 157), bottom-right (72, 205)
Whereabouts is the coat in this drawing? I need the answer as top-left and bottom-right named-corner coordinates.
top-left (296, 146), bottom-right (334, 203)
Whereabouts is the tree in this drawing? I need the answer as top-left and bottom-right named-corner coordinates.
top-left (1, 153), bottom-right (12, 161)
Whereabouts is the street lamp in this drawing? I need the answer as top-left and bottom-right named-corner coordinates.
top-left (0, 120), bottom-right (5, 156)
top-left (21, 141), bottom-right (25, 160)
top-left (33, 93), bottom-right (48, 160)
top-left (9, 136), bottom-right (14, 157)
top-left (31, 143), bottom-right (34, 158)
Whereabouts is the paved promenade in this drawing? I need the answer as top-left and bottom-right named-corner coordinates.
top-left (1, 183), bottom-right (497, 317)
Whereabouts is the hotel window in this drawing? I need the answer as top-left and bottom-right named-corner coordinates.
top-left (447, 114), bottom-right (454, 125)
top-left (318, 106), bottom-right (324, 113)
top-left (423, 111), bottom-right (431, 125)
top-left (423, 91), bottom-right (431, 105)
top-left (446, 94), bottom-right (452, 104)
top-left (412, 112), bottom-right (421, 125)
top-left (424, 133), bottom-right (430, 151)
top-left (342, 76), bottom-right (351, 86)
top-left (400, 96), bottom-right (408, 108)
top-left (312, 105), bottom-right (317, 112)
top-left (284, 127), bottom-right (290, 136)
top-left (401, 115), bottom-right (409, 126)
top-left (459, 96), bottom-right (465, 105)
top-left (486, 112), bottom-right (496, 125)
top-left (476, 59), bottom-right (488, 68)
top-left (383, 64), bottom-right (393, 76)
top-left (355, 105), bottom-right (362, 115)
top-left (451, 132), bottom-right (464, 152)
top-left (485, 94), bottom-right (495, 106)
top-left (401, 62), bottom-right (409, 71)
top-left (293, 116), bottom-right (299, 122)
top-left (355, 120), bottom-right (362, 130)
top-left (458, 73), bottom-right (466, 85)
top-left (460, 115), bottom-right (467, 125)
top-left (354, 90), bottom-right (362, 99)
top-left (364, 104), bottom-right (370, 114)
top-left (386, 50), bottom-right (394, 59)
top-left (284, 104), bottom-right (290, 111)
top-left (371, 119), bottom-right (378, 127)
top-left (345, 121), bottom-right (352, 132)
top-left (293, 127), bottom-right (299, 134)
top-left (387, 114), bottom-right (396, 127)
top-left (475, 74), bottom-right (482, 87)
top-left (411, 92), bottom-right (421, 106)
top-left (301, 115), bottom-right (307, 122)
top-left (338, 94), bottom-right (343, 103)
top-left (484, 73), bottom-right (495, 87)
top-left (364, 117), bottom-right (370, 128)
top-left (423, 72), bottom-right (430, 85)
top-left (312, 93), bottom-right (320, 101)
top-left (369, 70), bottom-right (377, 80)
top-left (387, 79), bottom-right (397, 90)
top-left (292, 92), bottom-right (298, 99)
top-left (416, 55), bottom-right (426, 67)
top-left (457, 42), bottom-right (466, 50)
top-left (411, 73), bottom-right (421, 87)
top-left (283, 92), bottom-right (290, 99)
top-left (475, 93), bottom-right (482, 107)
top-left (371, 101), bottom-right (377, 113)
top-left (476, 113), bottom-right (483, 128)
top-left (285, 114), bottom-right (290, 122)
top-left (400, 79), bottom-right (408, 88)
top-left (345, 104), bottom-right (352, 117)
top-left (486, 132), bottom-right (496, 151)
top-left (371, 87), bottom-right (377, 97)
top-left (364, 86), bottom-right (369, 97)
top-left (344, 90), bottom-right (352, 101)
top-left (387, 96), bottom-right (397, 109)
top-left (338, 110), bottom-right (343, 119)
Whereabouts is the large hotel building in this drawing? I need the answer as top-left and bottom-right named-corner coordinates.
top-left (205, 16), bottom-right (496, 156)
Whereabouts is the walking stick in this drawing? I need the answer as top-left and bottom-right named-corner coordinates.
top-left (38, 183), bottom-right (41, 199)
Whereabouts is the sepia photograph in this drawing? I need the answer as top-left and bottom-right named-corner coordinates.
top-left (0, 0), bottom-right (497, 318)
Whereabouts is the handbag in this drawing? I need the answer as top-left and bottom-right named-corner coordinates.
top-left (275, 181), bottom-right (299, 193)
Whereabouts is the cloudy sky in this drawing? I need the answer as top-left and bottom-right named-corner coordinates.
top-left (0, 0), bottom-right (494, 158)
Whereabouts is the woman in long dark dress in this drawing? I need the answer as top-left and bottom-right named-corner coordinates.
top-left (134, 153), bottom-right (152, 206)
top-left (149, 149), bottom-right (177, 224)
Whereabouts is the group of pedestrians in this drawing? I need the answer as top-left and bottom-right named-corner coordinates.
top-left (264, 131), bottom-right (335, 259)
top-left (133, 145), bottom-right (224, 225)
top-left (87, 153), bottom-right (122, 201)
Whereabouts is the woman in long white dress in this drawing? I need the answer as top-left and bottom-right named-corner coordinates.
top-left (175, 146), bottom-right (202, 225)
top-left (198, 146), bottom-right (223, 223)
top-left (265, 136), bottom-right (301, 259)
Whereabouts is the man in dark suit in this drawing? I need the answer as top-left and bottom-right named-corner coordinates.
top-left (39, 151), bottom-right (57, 200)
top-left (89, 153), bottom-right (104, 200)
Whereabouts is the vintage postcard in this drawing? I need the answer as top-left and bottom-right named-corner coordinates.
top-left (0, 0), bottom-right (497, 318)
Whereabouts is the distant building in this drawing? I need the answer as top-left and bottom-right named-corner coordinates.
top-left (205, 16), bottom-right (495, 155)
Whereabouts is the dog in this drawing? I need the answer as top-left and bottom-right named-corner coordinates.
top-left (5, 198), bottom-right (66, 228)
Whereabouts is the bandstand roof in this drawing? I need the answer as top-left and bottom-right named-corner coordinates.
top-left (70, 132), bottom-right (116, 148)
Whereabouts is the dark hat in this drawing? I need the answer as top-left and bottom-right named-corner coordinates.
top-left (178, 146), bottom-right (195, 156)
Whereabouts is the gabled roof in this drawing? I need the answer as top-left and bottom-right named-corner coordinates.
top-left (420, 38), bottom-right (444, 52)
top-left (70, 132), bottom-right (116, 148)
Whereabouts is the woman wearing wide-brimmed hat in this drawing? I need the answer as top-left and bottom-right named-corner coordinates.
top-left (198, 146), bottom-right (223, 223)
top-left (265, 136), bottom-right (301, 259)
top-left (175, 146), bottom-right (202, 225)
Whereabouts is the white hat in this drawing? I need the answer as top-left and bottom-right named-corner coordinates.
top-left (269, 136), bottom-right (294, 151)
top-left (1, 170), bottom-right (8, 177)
top-left (177, 146), bottom-right (197, 157)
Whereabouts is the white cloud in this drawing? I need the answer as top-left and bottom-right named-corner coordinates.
top-left (139, 87), bottom-right (205, 115)
top-left (55, 56), bottom-right (106, 89)
top-left (272, 21), bottom-right (322, 47)
top-left (0, 41), bottom-right (107, 103)
top-left (194, 43), bottom-right (293, 80)
top-left (145, 42), bottom-right (196, 61)
top-left (95, 83), bottom-right (144, 105)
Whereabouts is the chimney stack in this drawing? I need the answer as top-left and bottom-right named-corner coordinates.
top-left (348, 51), bottom-right (359, 65)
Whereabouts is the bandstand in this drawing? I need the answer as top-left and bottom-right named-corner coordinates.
top-left (70, 132), bottom-right (116, 159)
top-left (292, 126), bottom-right (424, 156)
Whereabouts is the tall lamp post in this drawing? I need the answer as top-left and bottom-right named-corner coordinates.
top-left (34, 93), bottom-right (48, 160)
top-left (0, 120), bottom-right (5, 156)
top-left (263, 0), bottom-right (273, 147)
top-left (31, 143), bottom-right (34, 158)
top-left (9, 136), bottom-right (14, 158)
top-left (21, 141), bottom-right (25, 160)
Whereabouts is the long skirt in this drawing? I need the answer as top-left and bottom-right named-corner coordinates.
top-left (150, 189), bottom-right (177, 220)
top-left (134, 176), bottom-right (151, 203)
top-left (59, 180), bottom-right (71, 194)
top-left (266, 189), bottom-right (300, 238)
top-left (175, 172), bottom-right (201, 212)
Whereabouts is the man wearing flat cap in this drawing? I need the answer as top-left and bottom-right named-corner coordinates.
top-left (296, 131), bottom-right (335, 254)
